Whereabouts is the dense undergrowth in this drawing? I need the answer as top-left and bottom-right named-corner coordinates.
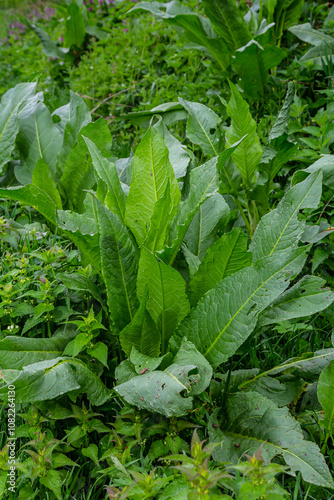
top-left (1, 0), bottom-right (334, 499)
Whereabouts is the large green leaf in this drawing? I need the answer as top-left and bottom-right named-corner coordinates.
top-left (119, 292), bottom-right (161, 357)
top-left (32, 158), bottom-right (62, 210)
top-left (26, 20), bottom-right (69, 58)
top-left (250, 170), bottom-right (322, 261)
top-left (15, 100), bottom-right (63, 184)
top-left (143, 182), bottom-right (174, 252)
top-left (0, 358), bottom-right (111, 406)
top-left (233, 37), bottom-right (286, 99)
top-left (58, 273), bottom-right (104, 308)
top-left (175, 246), bottom-right (308, 369)
top-left (96, 201), bottom-right (139, 330)
top-left (0, 185), bottom-right (57, 224)
top-left (159, 157), bottom-right (220, 265)
top-left (0, 82), bottom-right (36, 173)
top-left (203, 0), bottom-right (252, 52)
top-left (226, 82), bottom-right (262, 187)
top-left (125, 126), bottom-right (181, 246)
top-left (259, 275), bottom-right (334, 326)
top-left (289, 22), bottom-right (333, 46)
top-left (137, 247), bottom-right (190, 354)
top-left (153, 118), bottom-right (190, 179)
top-left (64, 1), bottom-right (86, 48)
top-left (115, 341), bottom-right (212, 417)
top-left (179, 98), bottom-right (221, 157)
top-left (210, 391), bottom-right (334, 488)
top-left (184, 194), bottom-right (230, 260)
top-left (84, 137), bottom-right (126, 222)
top-left (188, 228), bottom-right (252, 306)
top-left (292, 155), bottom-right (334, 192)
top-left (0, 330), bottom-right (76, 370)
top-left (59, 119), bottom-right (112, 211)
top-left (318, 361), bottom-right (334, 432)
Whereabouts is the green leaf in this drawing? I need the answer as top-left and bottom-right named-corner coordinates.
top-left (87, 342), bottom-right (108, 367)
top-left (119, 292), bottom-right (161, 357)
top-left (58, 273), bottom-right (104, 307)
top-left (0, 82), bottom-right (36, 173)
top-left (318, 361), bottom-right (334, 432)
top-left (0, 358), bottom-right (111, 406)
top-left (64, 1), bottom-right (86, 48)
top-left (137, 247), bottom-right (190, 354)
top-left (40, 470), bottom-right (63, 500)
top-left (115, 340), bottom-right (212, 417)
top-left (189, 228), bottom-right (252, 306)
top-left (184, 194), bottom-right (230, 260)
top-left (0, 330), bottom-right (76, 370)
top-left (175, 247), bottom-right (308, 369)
top-left (259, 276), bottom-right (334, 326)
top-left (269, 82), bottom-right (296, 142)
top-left (0, 185), bottom-right (57, 224)
top-left (233, 38), bottom-right (286, 99)
top-left (84, 137), bottom-right (126, 222)
top-left (293, 155), bottom-right (334, 192)
top-left (125, 102), bottom-right (187, 128)
top-left (203, 0), bottom-right (252, 52)
top-left (289, 22), bottom-right (333, 45)
top-left (159, 157), bottom-right (220, 265)
top-left (217, 138), bottom-right (245, 195)
top-left (210, 391), bottom-right (334, 488)
top-left (59, 119), bottom-right (112, 211)
top-left (226, 82), bottom-right (262, 186)
top-left (178, 98), bottom-right (221, 157)
top-left (27, 21), bottom-right (69, 58)
top-left (143, 182), bottom-right (175, 252)
top-left (125, 126), bottom-right (181, 246)
top-left (15, 100), bottom-right (63, 184)
top-left (32, 158), bottom-right (62, 209)
top-left (82, 444), bottom-right (99, 465)
top-left (250, 170), bottom-right (322, 261)
top-left (96, 200), bottom-right (139, 330)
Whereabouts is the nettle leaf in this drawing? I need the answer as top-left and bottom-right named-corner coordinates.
top-left (115, 340), bottom-right (212, 417)
top-left (0, 185), bottom-right (57, 224)
top-left (0, 82), bottom-right (36, 173)
top-left (175, 247), bottom-right (308, 369)
top-left (318, 361), bottom-right (334, 432)
top-left (119, 292), bottom-right (161, 357)
top-left (159, 157), bottom-right (220, 265)
top-left (125, 126), bottom-right (181, 246)
top-left (259, 275), bottom-right (334, 326)
top-left (179, 98), bottom-right (221, 157)
top-left (184, 194), bottom-right (230, 260)
top-left (203, 0), bottom-right (251, 52)
top-left (15, 100), bottom-right (63, 185)
top-left (137, 247), bottom-right (190, 354)
top-left (0, 358), bottom-right (111, 406)
top-left (226, 82), bottom-right (262, 187)
top-left (210, 391), bottom-right (334, 488)
top-left (60, 118), bottom-right (112, 211)
top-left (84, 137), bottom-right (126, 223)
top-left (96, 200), bottom-right (139, 331)
top-left (32, 158), bottom-right (62, 210)
top-left (251, 170), bottom-right (322, 262)
top-left (0, 330), bottom-right (76, 370)
top-left (189, 228), bottom-right (252, 306)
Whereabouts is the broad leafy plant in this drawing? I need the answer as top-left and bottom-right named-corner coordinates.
top-left (1, 80), bottom-right (334, 491)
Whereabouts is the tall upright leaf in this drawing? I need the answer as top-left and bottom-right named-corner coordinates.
top-left (32, 158), bottom-right (62, 210)
top-left (318, 361), bottom-right (334, 432)
top-left (96, 201), bottom-right (139, 331)
top-left (125, 126), bottom-right (181, 246)
top-left (84, 137), bottom-right (126, 222)
top-left (137, 247), bottom-right (190, 354)
top-left (0, 82), bottom-right (36, 173)
top-left (226, 82), bottom-right (262, 187)
top-left (250, 170), bottom-right (322, 261)
top-left (64, 1), bottom-right (86, 48)
top-left (203, 0), bottom-right (252, 52)
top-left (188, 228), bottom-right (252, 306)
top-left (179, 98), bottom-right (221, 157)
top-left (175, 246), bottom-right (308, 368)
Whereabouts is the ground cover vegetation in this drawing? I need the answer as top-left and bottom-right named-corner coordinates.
top-left (1, 0), bottom-right (334, 498)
